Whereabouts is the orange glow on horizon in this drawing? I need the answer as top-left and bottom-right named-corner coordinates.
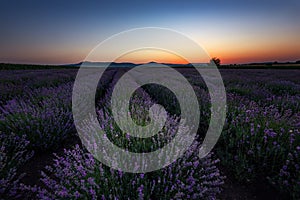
top-left (109, 41), bottom-right (300, 65)
top-left (115, 49), bottom-right (191, 64)
top-left (2, 39), bottom-right (298, 65)
top-left (208, 45), bottom-right (300, 64)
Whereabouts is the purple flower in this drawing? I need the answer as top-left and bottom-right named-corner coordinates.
top-left (58, 187), bottom-right (68, 197)
top-left (137, 185), bottom-right (144, 199)
top-left (140, 173), bottom-right (145, 179)
top-left (74, 191), bottom-right (80, 198)
top-left (265, 129), bottom-right (277, 138)
top-left (89, 188), bottom-right (96, 198)
top-left (282, 165), bottom-right (288, 171)
top-left (126, 133), bottom-right (130, 140)
top-left (87, 177), bottom-right (95, 186)
top-left (193, 161), bottom-right (199, 168)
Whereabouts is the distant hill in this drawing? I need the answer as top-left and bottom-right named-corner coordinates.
top-left (67, 61), bottom-right (204, 68)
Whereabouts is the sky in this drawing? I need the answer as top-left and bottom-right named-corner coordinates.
top-left (0, 0), bottom-right (299, 64)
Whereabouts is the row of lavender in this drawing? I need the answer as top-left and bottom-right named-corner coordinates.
top-left (185, 69), bottom-right (300, 198)
top-left (0, 69), bottom-right (78, 104)
top-left (0, 69), bottom-right (116, 199)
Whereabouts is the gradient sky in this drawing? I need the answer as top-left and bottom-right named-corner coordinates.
top-left (0, 0), bottom-right (299, 64)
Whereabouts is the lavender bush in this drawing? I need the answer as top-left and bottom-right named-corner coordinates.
top-left (0, 69), bottom-right (116, 151)
top-left (25, 144), bottom-right (223, 200)
top-left (186, 70), bottom-right (300, 198)
top-left (217, 93), bottom-right (300, 197)
top-left (0, 132), bottom-right (33, 199)
top-left (269, 137), bottom-right (300, 199)
top-left (0, 69), bottom-right (77, 103)
top-left (0, 83), bottom-right (74, 150)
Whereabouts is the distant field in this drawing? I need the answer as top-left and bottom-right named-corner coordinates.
top-left (221, 63), bottom-right (300, 69)
top-left (1, 62), bottom-right (300, 70)
top-left (0, 63), bottom-right (78, 70)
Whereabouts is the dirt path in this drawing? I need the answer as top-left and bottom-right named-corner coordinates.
top-left (218, 166), bottom-right (288, 200)
top-left (21, 135), bottom-right (82, 187)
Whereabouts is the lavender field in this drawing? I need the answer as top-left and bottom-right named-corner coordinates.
top-left (1, 67), bottom-right (300, 199)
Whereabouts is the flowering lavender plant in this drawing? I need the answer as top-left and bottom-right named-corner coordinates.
top-left (0, 83), bottom-right (74, 150)
top-left (0, 69), bottom-right (77, 103)
top-left (0, 132), bottom-right (33, 199)
top-left (268, 138), bottom-right (300, 199)
top-left (217, 89), bottom-right (300, 198)
top-left (25, 143), bottom-right (223, 200)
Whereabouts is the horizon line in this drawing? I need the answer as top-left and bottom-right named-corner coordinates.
top-left (1, 59), bottom-right (300, 66)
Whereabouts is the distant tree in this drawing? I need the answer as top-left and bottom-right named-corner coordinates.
top-left (210, 57), bottom-right (221, 66)
top-left (296, 60), bottom-right (300, 64)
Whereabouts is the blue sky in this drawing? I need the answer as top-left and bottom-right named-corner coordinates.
top-left (0, 0), bottom-right (299, 64)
